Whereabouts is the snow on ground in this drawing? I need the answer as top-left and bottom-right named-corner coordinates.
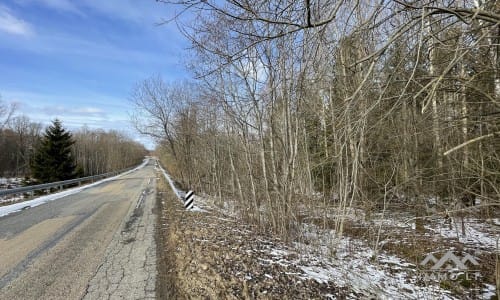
top-left (292, 224), bottom-right (458, 299)
top-left (0, 177), bottom-right (23, 187)
top-left (0, 159), bottom-right (149, 218)
top-left (483, 284), bottom-right (497, 299)
top-left (157, 173), bottom-right (498, 298)
top-left (156, 164), bottom-right (184, 199)
top-left (425, 218), bottom-right (500, 252)
top-left (238, 221), bottom-right (460, 299)
top-left (156, 163), bottom-right (206, 212)
top-left (185, 194), bottom-right (469, 299)
top-left (199, 192), bottom-right (499, 298)
top-left (189, 205), bottom-right (208, 213)
top-left (0, 177), bottom-right (25, 204)
top-left (0, 195), bottom-right (24, 205)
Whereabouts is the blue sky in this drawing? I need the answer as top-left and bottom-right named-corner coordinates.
top-left (0, 0), bottom-right (190, 149)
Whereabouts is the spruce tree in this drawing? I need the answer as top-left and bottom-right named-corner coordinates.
top-left (31, 119), bottom-right (76, 183)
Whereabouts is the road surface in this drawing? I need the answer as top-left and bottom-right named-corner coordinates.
top-left (0, 160), bottom-right (157, 300)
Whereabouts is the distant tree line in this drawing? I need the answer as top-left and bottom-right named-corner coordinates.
top-left (135, 0), bottom-right (499, 238)
top-left (0, 99), bottom-right (147, 181)
top-left (72, 126), bottom-right (148, 176)
top-left (0, 116), bottom-right (41, 178)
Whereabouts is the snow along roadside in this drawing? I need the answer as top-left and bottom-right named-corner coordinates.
top-left (156, 162), bottom-right (205, 212)
top-left (156, 163), bottom-right (183, 199)
top-left (0, 159), bottom-right (149, 218)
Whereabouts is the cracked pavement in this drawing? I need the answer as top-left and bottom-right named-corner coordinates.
top-left (0, 160), bottom-right (158, 300)
top-left (83, 182), bottom-right (157, 300)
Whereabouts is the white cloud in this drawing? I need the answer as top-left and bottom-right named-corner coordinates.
top-left (75, 107), bottom-right (104, 114)
top-left (15, 0), bottom-right (171, 23)
top-left (80, 0), bottom-right (168, 23)
top-left (40, 105), bottom-right (107, 118)
top-left (15, 0), bottom-right (83, 15)
top-left (1, 90), bottom-right (133, 132)
top-left (4, 1), bottom-right (185, 64)
top-left (37, 34), bottom-right (169, 63)
top-left (40, 0), bottom-right (81, 14)
top-left (0, 4), bottom-right (34, 36)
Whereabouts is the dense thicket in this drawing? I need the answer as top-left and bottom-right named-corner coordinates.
top-left (138, 0), bottom-right (499, 237)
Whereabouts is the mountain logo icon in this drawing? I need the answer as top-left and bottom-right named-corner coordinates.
top-left (420, 251), bottom-right (479, 270)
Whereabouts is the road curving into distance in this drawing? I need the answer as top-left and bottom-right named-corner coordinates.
top-left (0, 159), bottom-right (157, 300)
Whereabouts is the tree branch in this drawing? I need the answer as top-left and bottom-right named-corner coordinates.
top-left (443, 131), bottom-right (500, 156)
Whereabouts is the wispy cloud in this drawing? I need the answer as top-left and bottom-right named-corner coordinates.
top-left (40, 105), bottom-right (107, 118)
top-left (80, 0), bottom-right (169, 24)
top-left (2, 90), bottom-right (129, 112)
top-left (0, 4), bottom-right (34, 36)
top-left (75, 107), bottom-right (104, 114)
top-left (1, 90), bottom-right (133, 130)
top-left (15, 0), bottom-right (83, 15)
top-left (37, 34), bottom-right (170, 64)
top-left (3, 1), bottom-right (184, 66)
top-left (15, 0), bottom-right (172, 24)
top-left (39, 0), bottom-right (81, 14)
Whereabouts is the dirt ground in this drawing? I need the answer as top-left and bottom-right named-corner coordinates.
top-left (155, 179), bottom-right (349, 299)
top-left (154, 168), bottom-right (499, 299)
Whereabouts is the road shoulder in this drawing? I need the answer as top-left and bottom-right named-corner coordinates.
top-left (155, 178), bottom-right (343, 299)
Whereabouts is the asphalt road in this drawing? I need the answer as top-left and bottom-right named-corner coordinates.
top-left (0, 160), bottom-right (158, 300)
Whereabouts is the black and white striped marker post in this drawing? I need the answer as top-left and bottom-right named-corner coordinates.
top-left (184, 190), bottom-right (194, 210)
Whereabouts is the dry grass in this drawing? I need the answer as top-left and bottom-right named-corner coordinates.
top-left (154, 175), bottom-right (349, 299)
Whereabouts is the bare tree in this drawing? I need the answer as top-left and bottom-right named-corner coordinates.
top-left (131, 76), bottom-right (198, 159)
top-left (73, 127), bottom-right (147, 176)
top-left (147, 0), bottom-right (500, 244)
top-left (0, 95), bottom-right (17, 130)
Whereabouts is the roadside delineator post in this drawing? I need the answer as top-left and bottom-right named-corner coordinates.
top-left (184, 190), bottom-right (194, 210)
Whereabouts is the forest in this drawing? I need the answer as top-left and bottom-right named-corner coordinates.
top-left (132, 0), bottom-right (500, 238)
top-left (0, 101), bottom-right (147, 179)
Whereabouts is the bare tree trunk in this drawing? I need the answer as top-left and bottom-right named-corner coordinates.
top-left (460, 58), bottom-right (469, 170)
top-left (426, 16), bottom-right (444, 170)
top-left (227, 137), bottom-right (244, 209)
top-left (243, 131), bottom-right (262, 225)
top-left (302, 124), bottom-right (314, 195)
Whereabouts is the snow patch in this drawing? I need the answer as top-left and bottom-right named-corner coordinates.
top-left (300, 265), bottom-right (338, 284)
top-left (289, 224), bottom-right (458, 299)
top-left (425, 219), bottom-right (499, 251)
top-left (156, 163), bottom-right (206, 213)
top-left (0, 195), bottom-right (24, 204)
top-left (189, 204), bottom-right (207, 213)
top-left (483, 284), bottom-right (497, 299)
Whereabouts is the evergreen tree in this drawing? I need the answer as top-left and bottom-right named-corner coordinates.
top-left (31, 119), bottom-right (76, 183)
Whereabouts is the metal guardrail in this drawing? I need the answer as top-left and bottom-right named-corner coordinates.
top-left (0, 166), bottom-right (136, 198)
